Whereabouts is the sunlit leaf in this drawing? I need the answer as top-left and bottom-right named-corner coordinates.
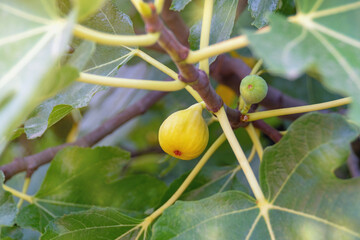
top-left (23, 1), bottom-right (136, 139)
top-left (0, 0), bottom-right (77, 152)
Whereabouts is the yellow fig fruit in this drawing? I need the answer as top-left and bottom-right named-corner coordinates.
top-left (158, 104), bottom-right (209, 160)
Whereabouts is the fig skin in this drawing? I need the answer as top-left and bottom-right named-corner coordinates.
top-left (240, 75), bottom-right (268, 104)
top-left (158, 104), bottom-right (209, 160)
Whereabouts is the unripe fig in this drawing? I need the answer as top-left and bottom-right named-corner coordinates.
top-left (158, 104), bottom-right (209, 160)
top-left (240, 75), bottom-right (268, 104)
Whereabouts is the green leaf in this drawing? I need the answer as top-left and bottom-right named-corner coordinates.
top-left (248, 0), bottom-right (279, 28)
top-left (74, 0), bottom-right (106, 21)
top-left (159, 166), bottom-right (248, 205)
top-left (23, 1), bottom-right (136, 139)
top-left (0, 172), bottom-right (17, 227)
top-left (41, 207), bottom-right (142, 240)
top-left (170, 0), bottom-right (192, 11)
top-left (246, 0), bottom-right (360, 124)
top-left (0, 0), bottom-right (77, 152)
top-left (0, 226), bottom-right (23, 240)
top-left (152, 113), bottom-right (360, 239)
top-left (16, 147), bottom-right (167, 232)
top-left (189, 0), bottom-right (238, 63)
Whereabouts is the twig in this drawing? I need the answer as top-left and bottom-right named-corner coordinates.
top-left (252, 120), bottom-right (282, 143)
top-left (141, 3), bottom-right (246, 127)
top-left (0, 91), bottom-right (167, 181)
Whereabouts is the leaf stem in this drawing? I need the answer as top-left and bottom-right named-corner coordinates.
top-left (146, 134), bottom-right (227, 221)
top-left (250, 59), bottom-right (263, 75)
top-left (134, 49), bottom-right (204, 102)
top-left (16, 177), bottom-right (31, 208)
top-left (73, 24), bottom-right (159, 47)
top-left (186, 35), bottom-right (249, 63)
top-left (245, 124), bottom-right (263, 161)
top-left (246, 97), bottom-right (351, 121)
top-left (2, 184), bottom-right (33, 204)
top-left (216, 107), bottom-right (266, 203)
top-left (131, 0), bottom-right (152, 17)
top-left (199, 0), bottom-right (214, 74)
top-left (77, 72), bottom-right (186, 91)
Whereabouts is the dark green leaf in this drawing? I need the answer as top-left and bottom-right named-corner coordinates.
top-left (0, 172), bottom-right (17, 227)
top-left (152, 113), bottom-right (360, 239)
top-left (0, 226), bottom-right (23, 240)
top-left (152, 191), bottom-right (258, 239)
top-left (246, 0), bottom-right (360, 124)
top-left (41, 207), bottom-right (142, 240)
top-left (0, 0), bottom-right (76, 152)
top-left (159, 166), bottom-right (247, 205)
top-left (16, 147), bottom-right (167, 232)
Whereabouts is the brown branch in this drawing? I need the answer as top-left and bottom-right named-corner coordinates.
top-left (161, 0), bottom-right (190, 47)
top-left (252, 120), bottom-right (282, 143)
top-left (0, 91), bottom-right (167, 181)
top-left (141, 4), bottom-right (247, 128)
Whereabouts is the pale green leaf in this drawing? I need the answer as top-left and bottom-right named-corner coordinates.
top-left (246, 0), bottom-right (360, 124)
top-left (24, 1), bottom-right (136, 139)
top-left (0, 0), bottom-right (77, 152)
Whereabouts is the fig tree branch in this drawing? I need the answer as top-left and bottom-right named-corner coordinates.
top-left (0, 91), bottom-right (167, 181)
top-left (140, 3), bottom-right (248, 128)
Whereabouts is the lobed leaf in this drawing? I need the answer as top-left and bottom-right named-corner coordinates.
top-left (24, 1), bottom-right (136, 139)
top-left (246, 0), bottom-right (360, 124)
top-left (0, 0), bottom-right (77, 153)
top-left (152, 113), bottom-right (360, 239)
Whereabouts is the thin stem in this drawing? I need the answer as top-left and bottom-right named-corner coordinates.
top-left (17, 177), bottom-right (31, 208)
top-left (73, 24), bottom-right (160, 47)
top-left (131, 0), bottom-right (152, 17)
top-left (199, 0), bottom-right (214, 74)
top-left (147, 134), bottom-right (227, 221)
top-left (250, 59), bottom-right (263, 75)
top-left (186, 35), bottom-right (249, 63)
top-left (218, 145), bottom-right (257, 193)
top-left (133, 49), bottom-right (204, 102)
top-left (245, 124), bottom-right (263, 161)
top-left (247, 97), bottom-right (351, 121)
top-left (216, 107), bottom-right (265, 203)
top-left (134, 49), bottom-right (178, 79)
top-left (77, 72), bottom-right (186, 91)
top-left (3, 184), bottom-right (33, 204)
